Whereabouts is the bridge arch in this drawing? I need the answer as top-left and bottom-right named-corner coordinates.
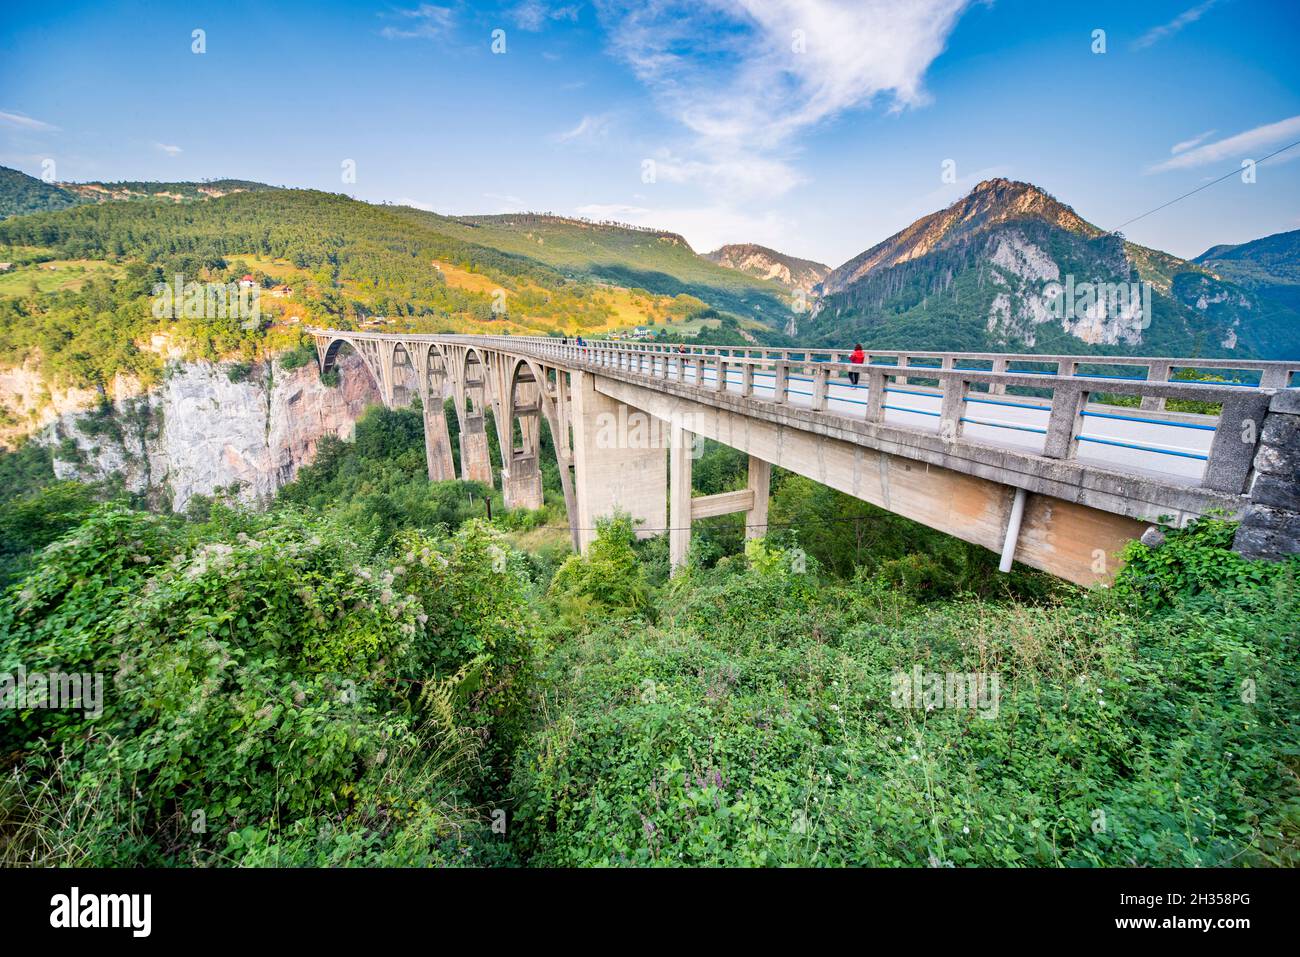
top-left (316, 336), bottom-right (385, 401)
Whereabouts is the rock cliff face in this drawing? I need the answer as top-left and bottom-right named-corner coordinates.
top-left (12, 352), bottom-right (380, 510)
top-left (704, 243), bottom-right (830, 292)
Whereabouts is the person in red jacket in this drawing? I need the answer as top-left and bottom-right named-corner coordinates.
top-left (848, 343), bottom-right (865, 386)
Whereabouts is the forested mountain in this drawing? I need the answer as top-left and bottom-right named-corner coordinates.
top-left (1194, 229), bottom-right (1300, 353)
top-left (0, 166), bottom-right (80, 219)
top-left (390, 209), bottom-right (794, 325)
top-left (805, 179), bottom-right (1288, 359)
top-left (3, 168), bottom-right (1295, 377)
top-left (0, 165), bottom-right (277, 220)
top-left (704, 243), bottom-right (830, 292)
top-left (0, 188), bottom-right (789, 393)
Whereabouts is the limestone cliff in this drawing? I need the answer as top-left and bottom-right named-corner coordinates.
top-left (4, 352), bottom-right (379, 511)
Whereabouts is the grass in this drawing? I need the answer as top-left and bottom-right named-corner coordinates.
top-left (0, 259), bottom-right (123, 298)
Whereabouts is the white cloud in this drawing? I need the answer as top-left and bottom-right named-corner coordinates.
top-left (0, 110), bottom-right (60, 132)
top-left (552, 113), bottom-right (613, 143)
top-left (1147, 115), bottom-right (1300, 172)
top-left (154, 143), bottom-right (183, 156)
top-left (513, 2), bottom-right (581, 31)
top-left (1132, 0), bottom-right (1220, 50)
top-left (380, 4), bottom-right (455, 40)
top-left (594, 0), bottom-right (973, 198)
top-left (1170, 129), bottom-right (1216, 154)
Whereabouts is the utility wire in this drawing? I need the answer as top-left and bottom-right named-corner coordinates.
top-left (517, 513), bottom-right (876, 534)
top-left (1111, 138), bottom-right (1300, 233)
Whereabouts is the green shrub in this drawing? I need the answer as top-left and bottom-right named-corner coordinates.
top-left (547, 516), bottom-right (649, 622)
top-left (0, 507), bottom-right (534, 866)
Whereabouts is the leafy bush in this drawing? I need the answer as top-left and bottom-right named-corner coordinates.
top-left (547, 516), bottom-right (650, 622)
top-left (510, 533), bottom-right (1300, 866)
top-left (0, 507), bottom-right (533, 866)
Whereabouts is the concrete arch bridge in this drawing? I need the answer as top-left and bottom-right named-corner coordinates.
top-left (309, 328), bottom-right (1300, 586)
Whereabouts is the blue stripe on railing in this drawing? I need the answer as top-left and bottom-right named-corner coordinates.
top-left (1076, 435), bottom-right (1209, 461)
top-left (1080, 410), bottom-right (1216, 431)
top-left (884, 404), bottom-right (940, 418)
top-left (965, 396), bottom-right (1052, 412)
top-left (959, 417), bottom-right (1048, 435)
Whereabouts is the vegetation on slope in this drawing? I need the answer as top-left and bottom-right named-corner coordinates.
top-left (2, 405), bottom-right (1295, 868)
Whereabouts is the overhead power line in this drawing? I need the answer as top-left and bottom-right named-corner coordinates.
top-left (1111, 138), bottom-right (1300, 234)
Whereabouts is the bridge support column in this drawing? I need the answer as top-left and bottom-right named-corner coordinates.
top-left (670, 424), bottom-right (693, 570)
top-left (570, 371), bottom-right (667, 552)
top-left (459, 417), bottom-right (494, 485)
top-left (745, 455), bottom-right (771, 539)
top-left (423, 398), bottom-right (457, 482)
top-left (502, 457), bottom-right (544, 511)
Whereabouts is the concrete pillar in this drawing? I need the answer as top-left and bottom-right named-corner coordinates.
top-left (423, 398), bottom-right (456, 482)
top-left (502, 457), bottom-right (544, 510)
top-left (459, 417), bottom-right (493, 484)
top-left (745, 455), bottom-right (771, 539)
top-left (569, 370), bottom-right (667, 552)
top-left (670, 423), bottom-right (693, 570)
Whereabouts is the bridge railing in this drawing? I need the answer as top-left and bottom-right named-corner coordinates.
top-left (310, 329), bottom-right (1286, 496)
top-left (442, 334), bottom-right (1277, 495)
top-left (492, 335), bottom-right (1299, 400)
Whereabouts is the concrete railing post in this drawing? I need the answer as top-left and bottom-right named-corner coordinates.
top-left (938, 375), bottom-right (967, 442)
top-left (1141, 361), bottom-right (1171, 412)
top-left (1044, 385), bottom-right (1087, 460)
top-left (812, 365), bottom-right (830, 411)
top-left (865, 368), bottom-right (887, 422)
top-left (1203, 392), bottom-right (1272, 493)
top-left (773, 362), bottom-right (789, 405)
top-left (990, 357), bottom-right (1008, 395)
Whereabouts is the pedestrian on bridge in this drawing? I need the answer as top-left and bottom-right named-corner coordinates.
top-left (848, 343), bottom-right (865, 386)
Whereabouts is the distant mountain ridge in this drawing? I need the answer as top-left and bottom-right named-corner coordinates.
top-left (2, 164), bottom-right (1296, 358)
top-left (819, 179), bottom-right (1102, 297)
top-left (0, 165), bottom-right (277, 219)
top-left (704, 243), bottom-right (830, 292)
top-left (798, 178), bottom-right (1297, 359)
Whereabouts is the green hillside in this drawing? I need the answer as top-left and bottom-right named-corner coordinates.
top-left (0, 167), bottom-right (80, 219)
top-left (0, 165), bottom-right (280, 220)
top-left (1194, 230), bottom-right (1300, 356)
top-left (393, 209), bottom-right (794, 325)
top-left (0, 189), bottom-right (791, 392)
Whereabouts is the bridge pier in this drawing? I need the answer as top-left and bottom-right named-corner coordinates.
top-left (423, 399), bottom-right (457, 482)
top-left (459, 418), bottom-right (493, 484)
top-left (570, 371), bottom-right (667, 551)
top-left (745, 455), bottom-right (771, 539)
top-left (668, 433), bottom-right (772, 570)
top-left (670, 425), bottom-right (692, 569)
top-left (502, 456), bottom-right (544, 511)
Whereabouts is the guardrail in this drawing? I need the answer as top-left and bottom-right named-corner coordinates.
top-left (312, 330), bottom-right (1289, 496)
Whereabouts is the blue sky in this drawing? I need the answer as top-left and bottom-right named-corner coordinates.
top-left (2, 0), bottom-right (1298, 265)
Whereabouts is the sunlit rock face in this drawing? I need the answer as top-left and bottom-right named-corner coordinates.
top-left (39, 352), bottom-right (380, 510)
